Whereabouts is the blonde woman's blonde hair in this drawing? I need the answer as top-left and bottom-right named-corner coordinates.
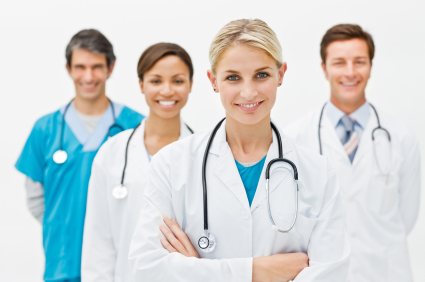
top-left (209, 19), bottom-right (283, 73)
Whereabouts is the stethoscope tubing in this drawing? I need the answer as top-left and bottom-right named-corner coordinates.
top-left (201, 118), bottom-right (226, 231)
top-left (201, 118), bottom-right (299, 233)
top-left (118, 121), bottom-right (194, 190)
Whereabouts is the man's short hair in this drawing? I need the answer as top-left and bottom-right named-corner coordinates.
top-left (320, 24), bottom-right (375, 63)
top-left (65, 29), bottom-right (116, 68)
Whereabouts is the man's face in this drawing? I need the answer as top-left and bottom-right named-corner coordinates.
top-left (66, 48), bottom-right (114, 101)
top-left (322, 39), bottom-right (372, 107)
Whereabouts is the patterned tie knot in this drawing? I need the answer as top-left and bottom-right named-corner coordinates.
top-left (341, 115), bottom-right (355, 133)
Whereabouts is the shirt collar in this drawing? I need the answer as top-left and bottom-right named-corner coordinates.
top-left (349, 101), bottom-right (370, 129)
top-left (326, 101), bottom-right (346, 128)
top-left (326, 100), bottom-right (370, 129)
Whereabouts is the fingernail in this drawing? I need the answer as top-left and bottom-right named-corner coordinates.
top-left (159, 225), bottom-right (164, 229)
top-left (164, 216), bottom-right (169, 221)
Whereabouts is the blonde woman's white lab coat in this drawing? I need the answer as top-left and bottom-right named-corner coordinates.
top-left (284, 104), bottom-right (421, 282)
top-left (129, 120), bottom-right (350, 282)
top-left (81, 119), bottom-right (193, 282)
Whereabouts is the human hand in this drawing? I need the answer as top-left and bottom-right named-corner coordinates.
top-left (159, 216), bottom-right (200, 258)
top-left (253, 253), bottom-right (309, 282)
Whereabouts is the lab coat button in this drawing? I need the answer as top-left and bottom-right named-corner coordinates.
top-left (241, 211), bottom-right (249, 219)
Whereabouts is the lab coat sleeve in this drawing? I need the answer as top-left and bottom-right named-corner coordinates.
top-left (398, 133), bottom-right (421, 234)
top-left (24, 177), bottom-right (44, 223)
top-left (293, 163), bottom-right (350, 282)
top-left (129, 155), bottom-right (253, 282)
top-left (81, 157), bottom-right (116, 282)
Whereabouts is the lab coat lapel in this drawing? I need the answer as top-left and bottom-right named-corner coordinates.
top-left (180, 119), bottom-right (194, 138)
top-left (250, 129), bottom-right (292, 211)
top-left (210, 120), bottom-right (251, 212)
top-left (352, 107), bottom-right (374, 166)
top-left (320, 108), bottom-right (351, 164)
top-left (128, 119), bottom-right (149, 178)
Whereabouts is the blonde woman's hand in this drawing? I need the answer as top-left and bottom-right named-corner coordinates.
top-left (159, 216), bottom-right (200, 258)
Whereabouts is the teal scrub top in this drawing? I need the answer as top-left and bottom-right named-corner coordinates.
top-left (235, 155), bottom-right (267, 206)
top-left (15, 102), bottom-right (144, 281)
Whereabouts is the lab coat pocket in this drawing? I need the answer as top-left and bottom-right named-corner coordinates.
top-left (272, 211), bottom-right (317, 253)
top-left (367, 171), bottom-right (399, 214)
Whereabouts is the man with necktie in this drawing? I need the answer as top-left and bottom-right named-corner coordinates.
top-left (285, 24), bottom-right (421, 281)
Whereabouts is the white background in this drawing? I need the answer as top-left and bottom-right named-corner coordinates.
top-left (1, 0), bottom-right (424, 281)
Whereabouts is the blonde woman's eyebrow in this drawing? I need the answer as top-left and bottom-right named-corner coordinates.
top-left (255, 66), bottom-right (273, 72)
top-left (223, 69), bottom-right (241, 74)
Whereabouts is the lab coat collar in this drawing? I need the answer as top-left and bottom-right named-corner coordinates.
top-left (319, 103), bottom-right (375, 166)
top-left (320, 104), bottom-right (350, 161)
top-left (131, 118), bottom-right (193, 149)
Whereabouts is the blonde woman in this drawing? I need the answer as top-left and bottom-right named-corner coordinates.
top-left (129, 20), bottom-right (350, 282)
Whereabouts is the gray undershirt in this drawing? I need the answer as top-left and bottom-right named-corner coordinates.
top-left (24, 107), bottom-right (102, 223)
top-left (238, 160), bottom-right (260, 167)
top-left (74, 109), bottom-right (102, 134)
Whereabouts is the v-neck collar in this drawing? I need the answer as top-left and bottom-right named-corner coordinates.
top-left (59, 102), bottom-right (124, 152)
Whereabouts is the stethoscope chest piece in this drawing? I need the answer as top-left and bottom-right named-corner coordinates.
top-left (112, 185), bottom-right (128, 199)
top-left (53, 150), bottom-right (68, 164)
top-left (198, 232), bottom-right (216, 253)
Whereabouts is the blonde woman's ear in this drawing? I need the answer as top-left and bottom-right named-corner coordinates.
top-left (278, 62), bottom-right (287, 86)
top-left (207, 70), bottom-right (218, 92)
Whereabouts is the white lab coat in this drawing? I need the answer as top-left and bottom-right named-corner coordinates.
top-left (81, 119), bottom-right (193, 282)
top-left (129, 120), bottom-right (350, 282)
top-left (284, 103), bottom-right (421, 282)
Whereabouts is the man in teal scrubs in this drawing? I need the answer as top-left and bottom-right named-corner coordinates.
top-left (15, 29), bottom-right (144, 282)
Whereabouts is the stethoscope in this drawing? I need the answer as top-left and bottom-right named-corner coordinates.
top-left (112, 121), bottom-right (194, 200)
top-left (52, 98), bottom-right (124, 164)
top-left (318, 103), bottom-right (392, 178)
top-left (198, 118), bottom-right (299, 253)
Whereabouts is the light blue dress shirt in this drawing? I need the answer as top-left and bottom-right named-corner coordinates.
top-left (326, 101), bottom-right (370, 144)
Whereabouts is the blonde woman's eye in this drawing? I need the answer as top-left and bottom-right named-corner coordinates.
top-left (257, 72), bottom-right (269, 78)
top-left (227, 75), bottom-right (239, 81)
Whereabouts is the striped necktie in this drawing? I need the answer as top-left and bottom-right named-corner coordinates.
top-left (340, 115), bottom-right (358, 163)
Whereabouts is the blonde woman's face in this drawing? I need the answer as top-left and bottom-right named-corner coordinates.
top-left (208, 44), bottom-right (286, 125)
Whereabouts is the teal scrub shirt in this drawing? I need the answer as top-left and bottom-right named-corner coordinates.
top-left (235, 155), bottom-right (267, 206)
top-left (15, 102), bottom-right (144, 281)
